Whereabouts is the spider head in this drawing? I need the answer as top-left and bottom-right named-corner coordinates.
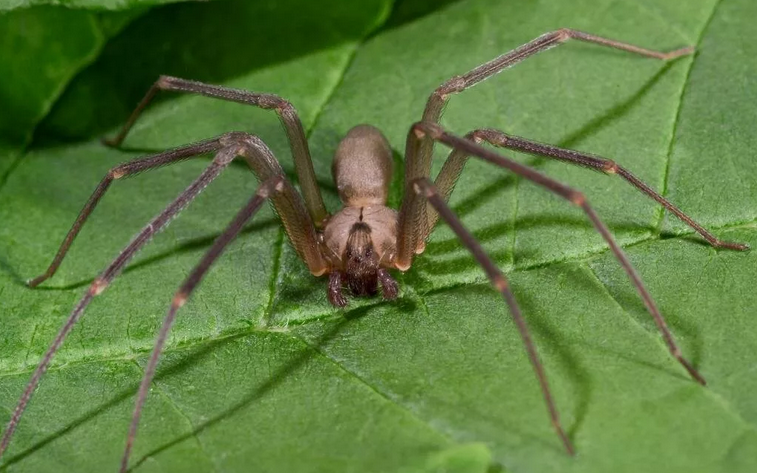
top-left (343, 222), bottom-right (380, 296)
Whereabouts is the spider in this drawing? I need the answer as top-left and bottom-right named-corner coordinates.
top-left (0, 29), bottom-right (749, 472)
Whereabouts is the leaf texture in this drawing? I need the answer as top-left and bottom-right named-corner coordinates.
top-left (0, 0), bottom-right (755, 472)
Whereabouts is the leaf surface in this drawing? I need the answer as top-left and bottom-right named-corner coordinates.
top-left (0, 0), bottom-right (206, 12)
top-left (0, 4), bottom-right (142, 179)
top-left (1, 0), bottom-right (756, 472)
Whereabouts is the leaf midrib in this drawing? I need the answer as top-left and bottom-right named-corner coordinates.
top-left (4, 3), bottom-right (756, 467)
top-left (3, 218), bottom-right (754, 380)
top-left (654, 0), bottom-right (725, 235)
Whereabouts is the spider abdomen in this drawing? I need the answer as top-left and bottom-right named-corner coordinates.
top-left (332, 124), bottom-right (393, 207)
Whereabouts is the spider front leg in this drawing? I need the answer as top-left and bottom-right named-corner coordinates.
top-left (0, 143), bottom-right (242, 461)
top-left (27, 137), bottom-right (222, 287)
top-left (104, 75), bottom-right (329, 226)
top-left (420, 128), bottom-right (749, 251)
top-left (404, 29), bottom-right (695, 252)
top-left (409, 176), bottom-right (574, 455)
top-left (0, 133), bottom-right (326, 464)
top-left (27, 133), bottom-right (327, 289)
top-left (397, 122), bottom-right (709, 454)
top-left (410, 122), bottom-right (707, 385)
top-left (121, 175), bottom-right (285, 473)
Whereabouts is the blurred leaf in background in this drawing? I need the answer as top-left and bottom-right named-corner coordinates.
top-left (0, 3), bottom-right (143, 177)
top-left (0, 0), bottom-right (203, 12)
top-left (0, 0), bottom-right (756, 472)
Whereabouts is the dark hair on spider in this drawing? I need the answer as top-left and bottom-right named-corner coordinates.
top-left (344, 221), bottom-right (379, 296)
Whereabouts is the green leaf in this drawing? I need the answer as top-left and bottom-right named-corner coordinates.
top-left (0, 4), bottom-right (143, 179)
top-left (1, 0), bottom-right (756, 472)
top-left (0, 0), bottom-right (207, 12)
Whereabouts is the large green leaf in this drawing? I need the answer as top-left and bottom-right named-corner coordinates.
top-left (0, 0), bottom-right (209, 12)
top-left (1, 0), bottom-right (756, 472)
top-left (0, 4), bottom-right (144, 181)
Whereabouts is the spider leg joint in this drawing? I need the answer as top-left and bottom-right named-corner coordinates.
top-left (156, 75), bottom-right (174, 88)
top-left (89, 278), bottom-right (108, 296)
top-left (494, 275), bottom-right (509, 292)
top-left (109, 168), bottom-right (126, 180)
top-left (569, 191), bottom-right (586, 206)
top-left (437, 75), bottom-right (466, 99)
top-left (256, 176), bottom-right (285, 198)
top-left (412, 122), bottom-right (443, 140)
top-left (480, 128), bottom-right (507, 146)
top-left (411, 178), bottom-right (434, 198)
top-left (172, 291), bottom-right (188, 308)
top-left (556, 28), bottom-right (573, 42)
top-left (276, 100), bottom-right (297, 116)
top-left (219, 131), bottom-right (251, 147)
top-left (602, 160), bottom-right (619, 174)
top-left (467, 130), bottom-right (485, 144)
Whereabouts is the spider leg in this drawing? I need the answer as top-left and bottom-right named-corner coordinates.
top-left (421, 129), bottom-right (749, 251)
top-left (120, 175), bottom-right (285, 473)
top-left (230, 132), bottom-right (328, 275)
top-left (0, 135), bottom-right (324, 462)
top-left (103, 75), bottom-right (328, 226)
top-left (403, 29), bottom-right (693, 250)
top-left (411, 176), bottom-right (573, 455)
top-left (397, 122), bottom-right (705, 450)
top-left (28, 137), bottom-right (222, 287)
top-left (28, 133), bottom-right (327, 288)
top-left (395, 122), bottom-right (706, 453)
top-left (0, 145), bottom-right (241, 460)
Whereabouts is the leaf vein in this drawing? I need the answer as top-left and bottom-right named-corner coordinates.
top-left (131, 359), bottom-right (220, 472)
top-left (0, 13), bottom-right (118, 194)
top-left (655, 0), bottom-right (724, 234)
top-left (2, 224), bottom-right (752, 379)
top-left (288, 329), bottom-right (457, 445)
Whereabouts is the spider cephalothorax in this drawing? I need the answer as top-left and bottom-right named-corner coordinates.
top-left (1, 29), bottom-right (749, 472)
top-left (321, 124), bottom-right (399, 306)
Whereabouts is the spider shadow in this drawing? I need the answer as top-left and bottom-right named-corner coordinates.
top-left (419, 282), bottom-right (593, 449)
top-left (531, 60), bottom-right (678, 165)
top-left (423, 219), bottom-right (708, 375)
top-left (405, 59), bottom-right (681, 273)
top-left (418, 214), bottom-right (649, 277)
top-left (587, 264), bottom-right (706, 370)
top-left (0, 255), bottom-right (26, 287)
top-left (0, 334), bottom-right (234, 468)
top-left (167, 151), bottom-right (341, 216)
top-left (99, 145), bottom-right (342, 208)
top-left (660, 230), bottom-right (718, 249)
top-left (484, 282), bottom-right (593, 442)
top-left (2, 309), bottom-right (371, 469)
top-left (424, 57), bottom-right (679, 223)
top-left (129, 304), bottom-right (406, 470)
top-left (35, 0), bottom-right (470, 144)
top-left (435, 266), bottom-right (701, 446)
top-left (28, 218), bottom-right (280, 292)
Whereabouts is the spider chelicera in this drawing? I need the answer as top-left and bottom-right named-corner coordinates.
top-left (0, 29), bottom-right (749, 471)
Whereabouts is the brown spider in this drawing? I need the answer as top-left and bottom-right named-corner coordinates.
top-left (0, 29), bottom-right (748, 472)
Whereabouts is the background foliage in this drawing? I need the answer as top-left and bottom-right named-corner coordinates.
top-left (0, 0), bottom-right (755, 472)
